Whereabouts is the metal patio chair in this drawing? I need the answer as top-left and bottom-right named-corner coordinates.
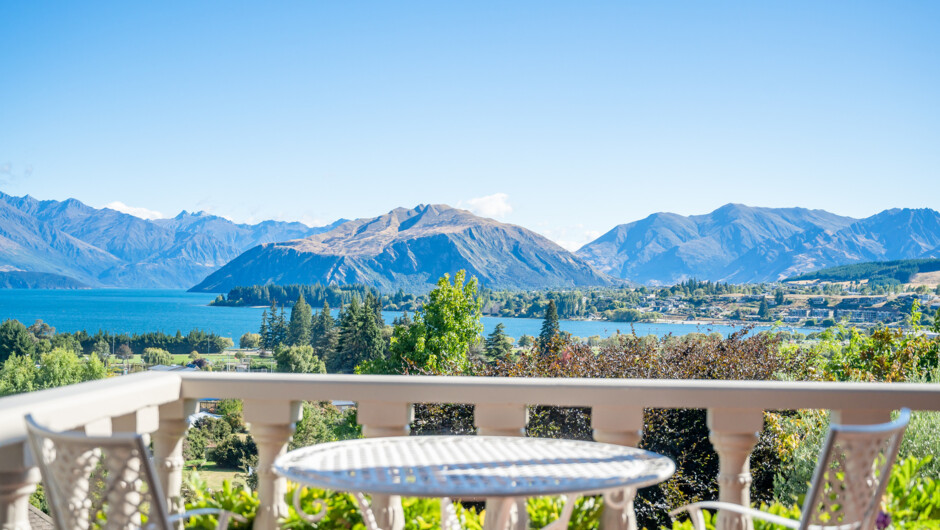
top-left (25, 414), bottom-right (245, 529)
top-left (670, 408), bottom-right (910, 530)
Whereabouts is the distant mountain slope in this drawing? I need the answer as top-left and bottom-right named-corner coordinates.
top-left (784, 258), bottom-right (940, 285)
top-left (0, 192), bottom-right (345, 288)
top-left (0, 270), bottom-right (88, 289)
top-left (191, 204), bottom-right (614, 292)
top-left (578, 204), bottom-right (940, 284)
top-left (577, 204), bottom-right (856, 284)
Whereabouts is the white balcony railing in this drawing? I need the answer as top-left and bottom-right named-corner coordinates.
top-left (2, 372), bottom-right (939, 530)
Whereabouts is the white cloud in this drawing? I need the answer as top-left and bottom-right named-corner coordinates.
top-left (105, 201), bottom-right (165, 220)
top-left (462, 193), bottom-right (513, 219)
top-left (542, 228), bottom-right (602, 252)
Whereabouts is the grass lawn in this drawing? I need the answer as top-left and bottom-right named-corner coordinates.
top-left (120, 353), bottom-right (244, 365)
top-left (183, 460), bottom-right (242, 490)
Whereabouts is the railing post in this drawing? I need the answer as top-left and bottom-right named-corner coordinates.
top-left (707, 408), bottom-right (764, 530)
top-left (475, 403), bottom-right (528, 437)
top-left (358, 401), bottom-right (413, 530)
top-left (153, 399), bottom-right (198, 519)
top-left (244, 400), bottom-right (302, 530)
top-left (592, 406), bottom-right (644, 530)
top-left (0, 445), bottom-right (41, 530)
top-left (475, 403), bottom-right (529, 530)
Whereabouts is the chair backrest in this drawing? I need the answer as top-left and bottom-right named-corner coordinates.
top-left (25, 414), bottom-right (172, 530)
top-left (799, 408), bottom-right (910, 530)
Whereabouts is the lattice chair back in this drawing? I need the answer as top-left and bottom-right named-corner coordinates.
top-left (25, 414), bottom-right (172, 530)
top-left (798, 408), bottom-right (910, 530)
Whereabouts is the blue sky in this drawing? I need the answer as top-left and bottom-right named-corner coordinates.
top-left (1, 1), bottom-right (938, 250)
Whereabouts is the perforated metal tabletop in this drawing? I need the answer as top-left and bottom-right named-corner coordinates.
top-left (274, 435), bottom-right (675, 499)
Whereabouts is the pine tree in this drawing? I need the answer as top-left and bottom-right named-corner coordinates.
top-left (259, 310), bottom-right (270, 351)
top-left (538, 300), bottom-right (560, 352)
top-left (331, 297), bottom-right (385, 373)
top-left (365, 292), bottom-right (384, 328)
top-left (0, 320), bottom-right (37, 363)
top-left (758, 298), bottom-right (771, 320)
top-left (264, 303), bottom-right (289, 348)
top-left (331, 298), bottom-right (360, 373)
top-left (288, 295), bottom-right (313, 346)
top-left (484, 323), bottom-right (512, 359)
top-left (311, 301), bottom-right (339, 359)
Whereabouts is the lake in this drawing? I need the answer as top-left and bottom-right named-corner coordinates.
top-left (0, 289), bottom-right (806, 340)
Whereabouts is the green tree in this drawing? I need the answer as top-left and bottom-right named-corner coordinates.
top-left (538, 300), bottom-right (560, 352)
top-left (275, 344), bottom-right (327, 374)
top-left (288, 295), bottom-right (313, 346)
top-left (0, 354), bottom-right (37, 396)
top-left (142, 347), bottom-right (173, 366)
top-left (311, 301), bottom-right (338, 359)
top-left (0, 320), bottom-right (36, 363)
top-left (213, 336), bottom-right (234, 352)
top-left (259, 310), bottom-right (270, 350)
top-left (82, 353), bottom-right (108, 381)
top-left (774, 290), bottom-right (785, 305)
top-left (27, 319), bottom-right (55, 340)
top-left (484, 323), bottom-right (512, 359)
top-left (37, 348), bottom-right (82, 390)
top-left (376, 270), bottom-right (483, 374)
top-left (216, 399), bottom-right (245, 432)
top-left (331, 297), bottom-right (386, 373)
top-left (264, 303), bottom-right (289, 348)
top-left (290, 402), bottom-right (360, 450)
top-left (239, 332), bottom-right (261, 349)
top-left (92, 338), bottom-right (111, 360)
top-left (212, 435), bottom-right (257, 469)
top-left (757, 298), bottom-right (771, 320)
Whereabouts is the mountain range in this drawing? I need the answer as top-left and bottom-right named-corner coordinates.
top-left (0, 192), bottom-right (345, 288)
top-left (577, 204), bottom-right (940, 284)
top-left (191, 204), bottom-right (613, 292)
top-left (2, 191), bottom-right (940, 290)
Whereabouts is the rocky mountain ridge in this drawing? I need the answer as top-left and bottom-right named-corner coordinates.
top-left (577, 204), bottom-right (940, 284)
top-left (191, 204), bottom-right (615, 292)
top-left (0, 192), bottom-right (344, 288)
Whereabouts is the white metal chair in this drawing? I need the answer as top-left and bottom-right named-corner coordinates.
top-left (25, 414), bottom-right (245, 529)
top-left (670, 408), bottom-right (910, 530)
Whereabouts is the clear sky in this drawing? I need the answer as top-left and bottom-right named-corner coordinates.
top-left (1, 2), bottom-right (938, 250)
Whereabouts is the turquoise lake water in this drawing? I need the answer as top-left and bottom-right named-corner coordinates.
top-left (0, 289), bottom-right (805, 340)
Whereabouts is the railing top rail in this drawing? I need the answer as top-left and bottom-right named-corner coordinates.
top-left (0, 372), bottom-right (181, 450)
top-left (179, 373), bottom-right (940, 412)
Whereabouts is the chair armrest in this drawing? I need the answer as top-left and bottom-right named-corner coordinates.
top-left (669, 501), bottom-right (800, 530)
top-left (167, 508), bottom-right (248, 529)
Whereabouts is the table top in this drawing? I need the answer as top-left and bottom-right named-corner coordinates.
top-left (274, 435), bottom-right (675, 498)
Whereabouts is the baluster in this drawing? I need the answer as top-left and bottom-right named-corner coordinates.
top-left (113, 406), bottom-right (160, 528)
top-left (592, 406), bottom-right (644, 530)
top-left (0, 444), bottom-right (41, 530)
top-left (475, 403), bottom-right (528, 530)
top-left (358, 401), bottom-right (414, 530)
top-left (83, 417), bottom-right (112, 435)
top-left (707, 408), bottom-right (763, 530)
top-left (152, 399), bottom-right (198, 521)
top-left (244, 400), bottom-right (302, 530)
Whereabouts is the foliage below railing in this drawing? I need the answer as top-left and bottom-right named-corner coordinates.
top-left (181, 456), bottom-right (939, 529)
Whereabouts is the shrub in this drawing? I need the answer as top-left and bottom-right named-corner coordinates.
top-left (411, 329), bottom-right (815, 529)
top-left (673, 456), bottom-right (940, 529)
top-left (184, 427), bottom-right (208, 461)
top-left (212, 435), bottom-right (257, 469)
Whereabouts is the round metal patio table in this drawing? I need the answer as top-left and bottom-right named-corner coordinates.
top-left (274, 435), bottom-right (675, 530)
